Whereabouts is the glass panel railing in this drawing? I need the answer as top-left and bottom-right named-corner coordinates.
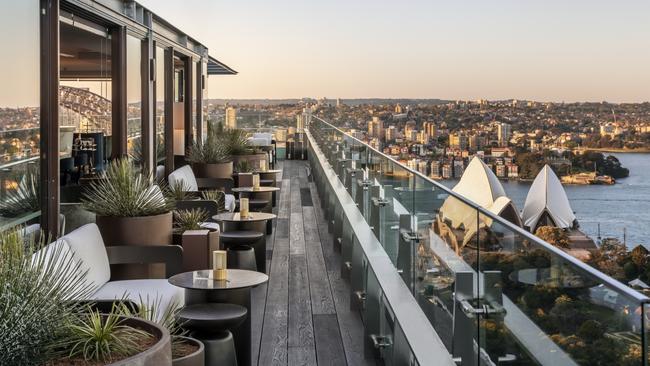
top-left (476, 212), bottom-right (647, 365)
top-left (307, 116), bottom-right (650, 366)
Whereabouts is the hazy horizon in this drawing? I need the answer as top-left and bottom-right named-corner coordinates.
top-left (138, 0), bottom-right (650, 103)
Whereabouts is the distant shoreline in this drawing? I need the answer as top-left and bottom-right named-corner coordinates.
top-left (580, 148), bottom-right (650, 153)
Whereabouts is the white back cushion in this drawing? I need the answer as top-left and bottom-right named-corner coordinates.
top-left (62, 224), bottom-right (111, 289)
top-left (168, 165), bottom-right (198, 191)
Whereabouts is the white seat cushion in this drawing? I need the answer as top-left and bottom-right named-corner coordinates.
top-left (92, 279), bottom-right (184, 320)
top-left (168, 165), bottom-right (198, 191)
top-left (62, 224), bottom-right (111, 290)
top-left (225, 193), bottom-right (236, 212)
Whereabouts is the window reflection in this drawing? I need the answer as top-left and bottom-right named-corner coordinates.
top-left (126, 35), bottom-right (142, 165)
top-left (0, 1), bottom-right (40, 228)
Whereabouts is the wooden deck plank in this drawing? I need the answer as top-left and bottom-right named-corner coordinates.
top-left (303, 206), bottom-right (336, 315)
top-left (257, 161), bottom-right (374, 366)
top-left (313, 314), bottom-right (347, 366)
top-left (288, 254), bottom-right (315, 348)
top-left (258, 231), bottom-right (289, 365)
top-left (288, 346), bottom-right (317, 366)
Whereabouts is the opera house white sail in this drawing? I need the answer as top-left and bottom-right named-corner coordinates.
top-left (437, 157), bottom-right (522, 251)
top-left (522, 164), bottom-right (577, 232)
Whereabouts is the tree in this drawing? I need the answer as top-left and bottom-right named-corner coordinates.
top-left (535, 226), bottom-right (570, 249)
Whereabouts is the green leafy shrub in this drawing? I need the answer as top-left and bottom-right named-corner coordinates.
top-left (82, 158), bottom-right (174, 217)
top-left (0, 227), bottom-right (91, 365)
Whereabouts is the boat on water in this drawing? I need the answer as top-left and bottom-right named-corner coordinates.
top-left (560, 171), bottom-right (615, 185)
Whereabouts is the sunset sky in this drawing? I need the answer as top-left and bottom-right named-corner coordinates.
top-left (5, 0), bottom-right (649, 105)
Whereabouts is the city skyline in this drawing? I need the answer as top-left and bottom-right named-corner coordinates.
top-left (138, 0), bottom-right (650, 103)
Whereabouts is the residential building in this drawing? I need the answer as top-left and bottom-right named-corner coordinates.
top-left (226, 107), bottom-right (238, 129)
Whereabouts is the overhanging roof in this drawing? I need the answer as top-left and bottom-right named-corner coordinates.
top-left (208, 56), bottom-right (238, 75)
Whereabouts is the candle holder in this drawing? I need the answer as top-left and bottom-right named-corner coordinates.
top-left (240, 197), bottom-right (250, 219)
top-left (252, 174), bottom-right (260, 190)
top-left (212, 250), bottom-right (227, 280)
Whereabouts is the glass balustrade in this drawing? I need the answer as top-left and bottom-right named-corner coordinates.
top-left (307, 116), bottom-right (650, 366)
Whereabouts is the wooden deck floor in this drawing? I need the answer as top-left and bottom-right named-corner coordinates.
top-left (250, 160), bottom-right (375, 366)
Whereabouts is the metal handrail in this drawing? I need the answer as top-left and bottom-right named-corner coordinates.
top-left (310, 116), bottom-right (650, 303)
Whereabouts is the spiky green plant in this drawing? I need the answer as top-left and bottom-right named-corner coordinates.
top-left (187, 135), bottom-right (231, 164)
top-left (235, 160), bottom-right (254, 173)
top-left (0, 227), bottom-right (92, 365)
top-left (0, 168), bottom-right (40, 218)
top-left (167, 179), bottom-right (196, 201)
top-left (63, 307), bottom-right (150, 362)
top-left (201, 190), bottom-right (226, 213)
top-left (82, 158), bottom-right (174, 217)
top-left (173, 208), bottom-right (209, 234)
top-left (220, 129), bottom-right (252, 156)
top-left (117, 296), bottom-right (188, 358)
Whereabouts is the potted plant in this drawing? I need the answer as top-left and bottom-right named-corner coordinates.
top-left (223, 129), bottom-right (269, 171)
top-left (0, 227), bottom-right (171, 366)
top-left (173, 207), bottom-right (220, 271)
top-left (172, 208), bottom-right (209, 245)
top-left (187, 133), bottom-right (233, 179)
top-left (57, 308), bottom-right (172, 366)
top-left (82, 158), bottom-right (175, 248)
top-left (118, 297), bottom-right (205, 366)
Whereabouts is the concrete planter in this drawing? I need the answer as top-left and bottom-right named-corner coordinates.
top-left (96, 212), bottom-right (173, 279)
top-left (110, 317), bottom-right (172, 366)
top-left (181, 229), bottom-right (220, 272)
top-left (193, 161), bottom-right (233, 179)
top-left (172, 336), bottom-right (205, 366)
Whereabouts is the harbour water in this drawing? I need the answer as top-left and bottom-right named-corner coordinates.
top-left (441, 153), bottom-right (650, 249)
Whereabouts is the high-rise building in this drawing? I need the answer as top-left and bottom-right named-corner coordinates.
top-left (423, 122), bottom-right (437, 138)
top-left (368, 117), bottom-right (383, 139)
top-left (497, 122), bottom-right (511, 147)
top-left (395, 104), bottom-right (403, 114)
top-left (225, 107), bottom-right (237, 129)
top-left (385, 125), bottom-right (397, 141)
top-left (417, 130), bottom-right (429, 145)
top-left (449, 133), bottom-right (468, 150)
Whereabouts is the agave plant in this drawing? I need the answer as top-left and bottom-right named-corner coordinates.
top-left (220, 129), bottom-right (252, 156)
top-left (0, 226), bottom-right (92, 365)
top-left (187, 134), bottom-right (231, 164)
top-left (166, 179), bottom-right (196, 201)
top-left (117, 296), bottom-right (189, 358)
top-left (235, 160), bottom-right (254, 173)
top-left (82, 158), bottom-right (174, 217)
top-left (63, 307), bottom-right (150, 363)
top-left (173, 208), bottom-right (209, 234)
top-left (0, 168), bottom-right (40, 218)
top-left (201, 190), bottom-right (226, 213)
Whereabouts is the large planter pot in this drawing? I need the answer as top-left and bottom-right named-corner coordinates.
top-left (232, 153), bottom-right (268, 171)
top-left (172, 336), bottom-right (205, 366)
top-left (193, 161), bottom-right (233, 179)
top-left (96, 212), bottom-right (173, 279)
top-left (110, 316), bottom-right (172, 366)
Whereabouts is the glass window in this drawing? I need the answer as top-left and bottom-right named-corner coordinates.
top-left (155, 46), bottom-right (167, 170)
top-left (0, 1), bottom-right (41, 227)
top-left (192, 60), bottom-right (197, 143)
top-left (126, 35), bottom-right (142, 165)
top-left (202, 61), bottom-right (209, 141)
top-left (59, 15), bottom-right (112, 233)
